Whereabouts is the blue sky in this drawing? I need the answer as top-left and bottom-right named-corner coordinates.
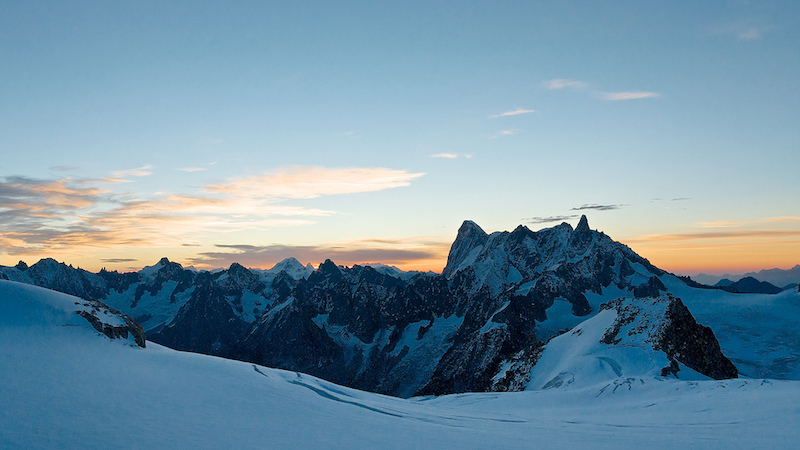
top-left (1, 1), bottom-right (799, 274)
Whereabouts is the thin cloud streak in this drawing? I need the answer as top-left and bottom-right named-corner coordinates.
top-left (430, 153), bottom-right (471, 159)
top-left (523, 215), bottom-right (579, 224)
top-left (628, 229), bottom-right (800, 243)
top-left (570, 204), bottom-right (624, 211)
top-left (490, 130), bottom-right (516, 138)
top-left (178, 167), bottom-right (207, 172)
top-left (111, 165), bottom-right (153, 178)
top-left (489, 108), bottom-right (535, 118)
top-left (600, 92), bottom-right (659, 101)
top-left (545, 79), bottom-right (586, 90)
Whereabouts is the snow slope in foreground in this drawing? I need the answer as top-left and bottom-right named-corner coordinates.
top-left (1, 280), bottom-right (798, 449)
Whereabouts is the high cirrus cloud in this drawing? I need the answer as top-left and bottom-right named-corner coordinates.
top-left (545, 79), bottom-right (659, 101)
top-left (523, 215), bottom-right (579, 224)
top-left (206, 166), bottom-right (424, 199)
top-left (430, 153), bottom-right (471, 159)
top-left (545, 79), bottom-right (587, 90)
top-left (600, 91), bottom-right (659, 101)
top-left (571, 204), bottom-right (625, 211)
top-left (489, 108), bottom-right (535, 118)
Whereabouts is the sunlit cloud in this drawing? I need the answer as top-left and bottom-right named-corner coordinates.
top-left (600, 91), bottom-right (659, 101)
top-left (699, 216), bottom-right (800, 228)
top-left (177, 167), bottom-right (207, 172)
top-left (766, 216), bottom-right (800, 223)
top-left (0, 166), bottom-right (425, 257)
top-left (0, 176), bottom-right (104, 213)
top-left (489, 108), bottom-right (535, 118)
top-left (628, 229), bottom-right (800, 243)
top-left (207, 166), bottom-right (424, 199)
top-left (545, 79), bottom-right (587, 90)
top-left (111, 165), bottom-right (153, 178)
top-left (430, 153), bottom-right (472, 159)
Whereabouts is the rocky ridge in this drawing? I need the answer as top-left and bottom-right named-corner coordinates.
top-left (0, 216), bottom-right (738, 397)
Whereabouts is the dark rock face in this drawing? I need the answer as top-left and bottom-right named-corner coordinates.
top-left (659, 297), bottom-right (738, 380)
top-left (74, 299), bottom-right (146, 348)
top-left (151, 284), bottom-right (247, 356)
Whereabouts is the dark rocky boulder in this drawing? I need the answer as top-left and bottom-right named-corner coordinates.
top-left (74, 299), bottom-right (146, 348)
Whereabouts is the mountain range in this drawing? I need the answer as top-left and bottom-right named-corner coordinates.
top-left (692, 265), bottom-right (800, 288)
top-left (3, 216), bottom-right (799, 396)
top-left (3, 279), bottom-right (798, 448)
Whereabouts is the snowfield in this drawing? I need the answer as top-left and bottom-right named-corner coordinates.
top-left (1, 280), bottom-right (799, 449)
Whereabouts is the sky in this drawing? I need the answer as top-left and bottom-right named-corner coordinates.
top-left (1, 1), bottom-right (799, 276)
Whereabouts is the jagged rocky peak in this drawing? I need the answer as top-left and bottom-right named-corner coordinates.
top-left (307, 259), bottom-right (343, 284)
top-left (443, 220), bottom-right (490, 277)
top-left (15, 260), bottom-right (28, 271)
top-left (575, 214), bottom-right (589, 233)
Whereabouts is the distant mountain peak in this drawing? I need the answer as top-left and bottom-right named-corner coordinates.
top-left (575, 215), bottom-right (589, 233)
top-left (443, 220), bottom-right (490, 277)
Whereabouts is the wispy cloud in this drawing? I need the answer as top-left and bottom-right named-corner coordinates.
top-left (490, 130), bottom-right (516, 139)
top-left (189, 239), bottom-right (450, 270)
top-left (0, 167), bottom-right (425, 256)
top-left (571, 204), bottom-right (625, 211)
top-left (101, 258), bottom-right (138, 263)
top-left (546, 79), bottom-right (658, 101)
top-left (430, 153), bottom-right (472, 159)
top-left (489, 108), bottom-right (535, 118)
top-left (738, 27), bottom-right (762, 40)
top-left (766, 216), bottom-right (800, 223)
top-left (50, 166), bottom-right (79, 172)
top-left (545, 79), bottom-right (587, 90)
top-left (339, 130), bottom-right (360, 139)
top-left (523, 215), bottom-right (579, 224)
top-left (111, 165), bottom-right (153, 178)
top-left (207, 167), bottom-right (424, 199)
top-left (177, 167), bottom-right (207, 172)
top-left (698, 216), bottom-right (800, 228)
top-left (714, 22), bottom-right (769, 41)
top-left (600, 91), bottom-right (659, 101)
top-left (628, 229), bottom-right (800, 243)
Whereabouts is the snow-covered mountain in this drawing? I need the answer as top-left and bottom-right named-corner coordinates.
top-left (2, 280), bottom-right (799, 448)
top-left (2, 216), bottom-right (762, 398)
